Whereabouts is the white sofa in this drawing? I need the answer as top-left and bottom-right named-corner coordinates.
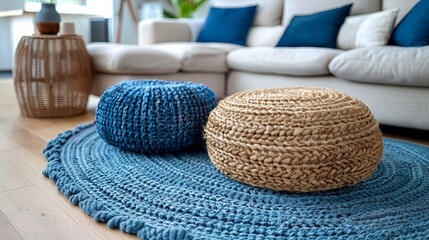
top-left (87, 0), bottom-right (429, 131)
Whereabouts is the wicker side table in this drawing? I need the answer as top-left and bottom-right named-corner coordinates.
top-left (14, 35), bottom-right (93, 118)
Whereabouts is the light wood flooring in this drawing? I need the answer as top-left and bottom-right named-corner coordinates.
top-left (0, 81), bottom-right (137, 240)
top-left (0, 80), bottom-right (427, 240)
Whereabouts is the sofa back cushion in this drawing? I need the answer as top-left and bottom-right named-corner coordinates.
top-left (337, 8), bottom-right (399, 50)
top-left (213, 0), bottom-right (283, 26)
top-left (197, 6), bottom-right (257, 46)
top-left (382, 0), bottom-right (420, 24)
top-left (243, 0), bottom-right (416, 48)
top-left (277, 4), bottom-right (352, 48)
top-left (389, 0), bottom-right (429, 47)
top-left (282, 0), bottom-right (381, 26)
top-left (246, 26), bottom-right (284, 47)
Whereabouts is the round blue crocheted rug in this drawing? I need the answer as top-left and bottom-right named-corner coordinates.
top-left (43, 124), bottom-right (429, 239)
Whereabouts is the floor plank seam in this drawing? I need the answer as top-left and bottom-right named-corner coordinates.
top-left (0, 184), bottom-right (34, 194)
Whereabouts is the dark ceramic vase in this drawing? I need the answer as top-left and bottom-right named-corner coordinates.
top-left (35, 3), bottom-right (61, 35)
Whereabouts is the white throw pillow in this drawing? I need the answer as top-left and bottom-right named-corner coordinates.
top-left (213, 0), bottom-right (283, 26)
top-left (336, 15), bottom-right (367, 49)
top-left (355, 8), bottom-right (398, 47)
top-left (246, 26), bottom-right (284, 47)
top-left (337, 8), bottom-right (399, 49)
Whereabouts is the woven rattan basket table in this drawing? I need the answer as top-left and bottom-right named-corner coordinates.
top-left (14, 35), bottom-right (93, 118)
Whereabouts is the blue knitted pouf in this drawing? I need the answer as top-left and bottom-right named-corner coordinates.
top-left (96, 80), bottom-right (216, 153)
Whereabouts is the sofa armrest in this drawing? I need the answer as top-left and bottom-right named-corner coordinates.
top-left (138, 19), bottom-right (205, 45)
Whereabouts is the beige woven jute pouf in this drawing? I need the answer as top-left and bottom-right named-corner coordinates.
top-left (204, 87), bottom-right (383, 192)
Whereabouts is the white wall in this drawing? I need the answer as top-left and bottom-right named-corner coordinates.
top-left (0, 13), bottom-right (95, 70)
top-left (0, 0), bottom-right (113, 70)
top-left (0, 0), bottom-right (25, 11)
top-left (1, 0), bottom-right (207, 70)
top-left (61, 15), bottom-right (92, 43)
top-left (194, 1), bottom-right (211, 19)
top-left (112, 0), bottom-right (139, 44)
top-left (10, 15), bottom-right (35, 56)
top-left (0, 0), bottom-right (24, 70)
top-left (111, 0), bottom-right (210, 44)
top-left (0, 18), bottom-right (12, 70)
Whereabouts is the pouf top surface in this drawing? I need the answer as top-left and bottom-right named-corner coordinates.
top-left (220, 87), bottom-right (368, 116)
top-left (105, 79), bottom-right (215, 97)
top-left (112, 79), bottom-right (202, 89)
top-left (210, 87), bottom-right (378, 146)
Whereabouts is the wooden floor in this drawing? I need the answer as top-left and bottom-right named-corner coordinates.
top-left (0, 81), bottom-right (137, 240)
top-left (0, 80), bottom-right (427, 240)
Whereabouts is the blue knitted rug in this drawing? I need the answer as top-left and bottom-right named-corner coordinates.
top-left (43, 124), bottom-right (429, 239)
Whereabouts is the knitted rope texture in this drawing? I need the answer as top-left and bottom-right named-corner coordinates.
top-left (96, 80), bottom-right (217, 153)
top-left (43, 124), bottom-right (429, 239)
top-left (205, 87), bottom-right (383, 192)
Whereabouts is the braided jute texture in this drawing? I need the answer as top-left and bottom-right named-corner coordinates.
top-left (205, 87), bottom-right (383, 192)
top-left (96, 80), bottom-right (216, 153)
top-left (43, 124), bottom-right (429, 239)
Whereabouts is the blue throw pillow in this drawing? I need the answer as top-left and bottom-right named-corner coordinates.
top-left (390, 0), bottom-right (429, 47)
top-left (276, 4), bottom-right (352, 48)
top-left (197, 6), bottom-right (257, 46)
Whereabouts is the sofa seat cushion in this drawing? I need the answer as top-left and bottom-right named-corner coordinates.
top-left (329, 46), bottom-right (429, 87)
top-left (152, 42), bottom-right (241, 73)
top-left (87, 43), bottom-right (181, 74)
top-left (227, 47), bottom-right (343, 76)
